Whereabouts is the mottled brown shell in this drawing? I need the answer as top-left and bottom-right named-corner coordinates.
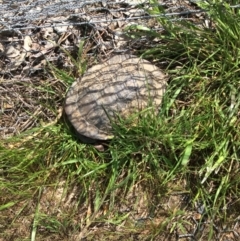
top-left (65, 55), bottom-right (167, 143)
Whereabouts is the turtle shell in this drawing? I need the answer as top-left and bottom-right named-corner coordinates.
top-left (65, 55), bottom-right (167, 143)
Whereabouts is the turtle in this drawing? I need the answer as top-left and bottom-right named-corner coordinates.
top-left (65, 54), bottom-right (167, 143)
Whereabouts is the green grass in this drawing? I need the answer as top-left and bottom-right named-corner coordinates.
top-left (1, 1), bottom-right (240, 240)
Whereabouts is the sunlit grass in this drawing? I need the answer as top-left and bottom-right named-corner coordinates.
top-left (0, 1), bottom-right (240, 240)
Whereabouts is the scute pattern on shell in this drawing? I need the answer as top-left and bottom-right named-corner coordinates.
top-left (65, 55), bottom-right (168, 143)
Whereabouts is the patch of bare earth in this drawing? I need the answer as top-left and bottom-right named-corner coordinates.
top-left (0, 178), bottom-right (240, 240)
